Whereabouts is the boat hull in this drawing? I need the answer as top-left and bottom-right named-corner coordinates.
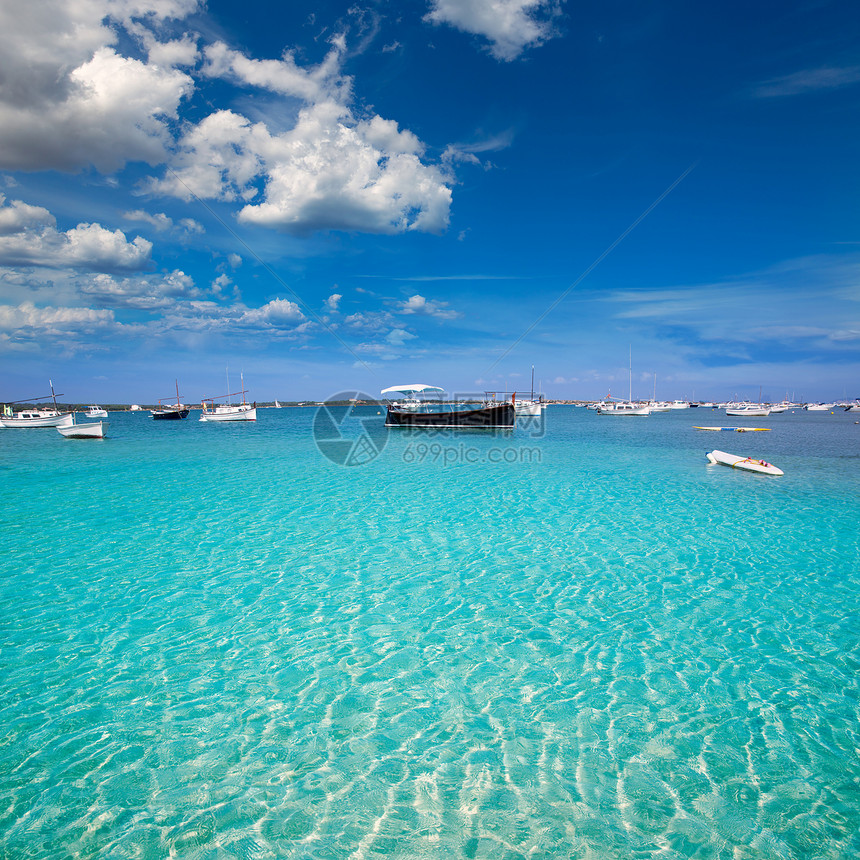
top-left (0, 412), bottom-right (74, 428)
top-left (58, 421), bottom-right (107, 438)
top-left (706, 449), bottom-right (783, 475)
top-left (386, 403), bottom-right (514, 428)
top-left (151, 409), bottom-right (190, 420)
top-left (725, 408), bottom-right (771, 417)
top-left (199, 406), bottom-right (257, 422)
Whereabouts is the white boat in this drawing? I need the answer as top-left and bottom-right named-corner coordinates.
top-left (514, 399), bottom-right (542, 416)
top-left (597, 349), bottom-right (650, 415)
top-left (0, 408), bottom-right (74, 428)
top-left (85, 405), bottom-right (108, 418)
top-left (706, 449), bottom-right (783, 476)
top-left (670, 400), bottom-right (690, 409)
top-left (200, 402), bottom-right (257, 422)
top-left (805, 403), bottom-right (834, 411)
top-left (597, 400), bottom-right (651, 415)
top-left (0, 380), bottom-right (74, 428)
top-left (380, 384), bottom-right (445, 410)
top-left (725, 405), bottom-right (771, 417)
top-left (274, 400), bottom-right (282, 408)
top-left (58, 420), bottom-right (107, 439)
top-left (200, 371), bottom-right (257, 422)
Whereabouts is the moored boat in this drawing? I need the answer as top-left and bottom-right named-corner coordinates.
top-left (725, 404), bottom-right (771, 417)
top-left (386, 400), bottom-right (514, 428)
top-left (0, 381), bottom-right (74, 428)
top-left (85, 405), bottom-right (108, 418)
top-left (152, 380), bottom-right (190, 420)
top-left (58, 420), bottom-right (107, 439)
top-left (200, 372), bottom-right (256, 422)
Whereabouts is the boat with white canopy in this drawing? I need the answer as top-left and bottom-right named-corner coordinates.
top-left (380, 384), bottom-right (445, 411)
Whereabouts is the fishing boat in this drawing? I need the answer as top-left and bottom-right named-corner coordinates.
top-left (85, 405), bottom-right (108, 418)
top-left (706, 449), bottom-right (783, 476)
top-left (386, 401), bottom-right (514, 428)
top-left (151, 380), bottom-right (190, 420)
top-left (200, 371), bottom-right (257, 422)
top-left (384, 386), bottom-right (514, 428)
top-left (0, 381), bottom-right (74, 428)
top-left (58, 420), bottom-right (107, 439)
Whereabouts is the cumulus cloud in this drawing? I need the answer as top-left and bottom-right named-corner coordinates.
top-left (0, 0), bottom-right (196, 172)
top-left (325, 293), bottom-right (342, 312)
top-left (0, 301), bottom-right (115, 345)
top-left (396, 293), bottom-right (460, 319)
top-left (79, 269), bottom-right (198, 308)
top-left (424, 0), bottom-right (561, 61)
top-left (0, 195), bottom-right (151, 271)
top-left (153, 101), bottom-right (452, 235)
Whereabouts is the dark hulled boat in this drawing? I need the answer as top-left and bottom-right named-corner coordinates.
top-left (151, 380), bottom-right (190, 420)
top-left (385, 402), bottom-right (514, 429)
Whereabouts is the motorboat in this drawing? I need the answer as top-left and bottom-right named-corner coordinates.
top-left (670, 400), bottom-right (690, 409)
top-left (597, 400), bottom-right (651, 416)
top-left (725, 404), bottom-right (771, 417)
top-left (85, 405), bottom-right (108, 418)
top-left (58, 420), bottom-right (107, 439)
top-left (200, 372), bottom-right (256, 422)
top-left (706, 449), bottom-right (783, 476)
top-left (805, 403), bottom-right (834, 411)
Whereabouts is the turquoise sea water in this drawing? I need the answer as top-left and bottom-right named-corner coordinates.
top-left (1, 406), bottom-right (859, 859)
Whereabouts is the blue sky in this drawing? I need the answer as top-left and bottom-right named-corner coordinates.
top-left (1, 0), bottom-right (858, 403)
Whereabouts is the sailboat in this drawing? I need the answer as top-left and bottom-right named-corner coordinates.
top-left (151, 380), bottom-right (190, 420)
top-left (597, 349), bottom-right (651, 415)
top-left (0, 380), bottom-right (75, 428)
top-left (514, 366), bottom-right (542, 417)
top-left (200, 370), bottom-right (257, 422)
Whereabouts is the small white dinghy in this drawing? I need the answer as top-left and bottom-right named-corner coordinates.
top-left (57, 420), bottom-right (107, 439)
top-left (706, 449), bottom-right (783, 476)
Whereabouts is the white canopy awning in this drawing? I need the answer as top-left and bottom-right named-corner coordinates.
top-left (380, 384), bottom-right (445, 396)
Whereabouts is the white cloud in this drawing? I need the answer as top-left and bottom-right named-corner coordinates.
top-left (325, 293), bottom-right (342, 312)
top-left (396, 293), bottom-right (460, 319)
top-left (424, 0), bottom-right (561, 61)
top-left (0, 300), bottom-right (115, 334)
top-left (754, 66), bottom-right (860, 98)
top-left (0, 0), bottom-right (196, 172)
top-left (80, 269), bottom-right (198, 308)
top-left (153, 101), bottom-right (452, 235)
top-left (0, 195), bottom-right (151, 271)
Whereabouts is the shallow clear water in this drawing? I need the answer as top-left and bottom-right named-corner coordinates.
top-left (1, 407), bottom-right (859, 859)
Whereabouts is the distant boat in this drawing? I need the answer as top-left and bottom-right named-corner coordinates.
top-left (274, 400), bottom-right (282, 408)
top-left (725, 405), bottom-right (771, 417)
top-left (85, 405), bottom-right (108, 418)
top-left (151, 380), bottom-right (189, 420)
top-left (596, 349), bottom-right (650, 415)
top-left (0, 380), bottom-right (74, 428)
top-left (513, 365), bottom-right (543, 416)
top-left (58, 420), bottom-right (107, 439)
top-left (670, 400), bottom-right (690, 409)
top-left (199, 371), bottom-right (256, 422)
top-left (805, 403), bottom-right (834, 411)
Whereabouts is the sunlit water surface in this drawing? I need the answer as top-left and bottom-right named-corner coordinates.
top-left (1, 407), bottom-right (859, 859)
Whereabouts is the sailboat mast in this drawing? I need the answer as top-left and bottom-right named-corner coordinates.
top-left (531, 365), bottom-right (534, 401)
top-left (629, 346), bottom-right (632, 402)
top-left (50, 379), bottom-right (58, 412)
